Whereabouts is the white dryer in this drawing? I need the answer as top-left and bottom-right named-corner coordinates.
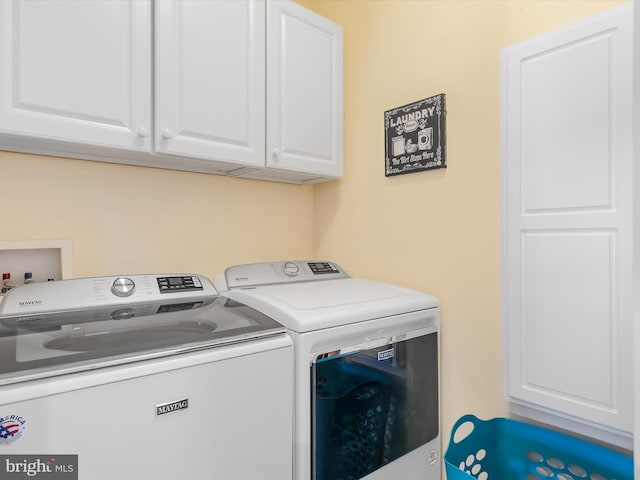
top-left (0, 274), bottom-right (293, 480)
top-left (215, 261), bottom-right (440, 480)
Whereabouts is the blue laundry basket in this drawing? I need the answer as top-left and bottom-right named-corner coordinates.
top-left (444, 415), bottom-right (632, 480)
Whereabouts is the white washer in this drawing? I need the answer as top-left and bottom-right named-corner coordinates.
top-left (215, 261), bottom-right (440, 480)
top-left (0, 274), bottom-right (293, 480)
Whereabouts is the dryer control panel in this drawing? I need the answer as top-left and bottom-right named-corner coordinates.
top-left (217, 261), bottom-right (349, 290)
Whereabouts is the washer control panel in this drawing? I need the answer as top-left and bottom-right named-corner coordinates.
top-left (0, 274), bottom-right (217, 317)
top-left (218, 261), bottom-right (349, 290)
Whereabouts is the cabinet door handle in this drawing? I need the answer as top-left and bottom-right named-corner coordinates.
top-left (137, 127), bottom-right (149, 138)
top-left (162, 129), bottom-right (174, 140)
top-left (272, 148), bottom-right (281, 159)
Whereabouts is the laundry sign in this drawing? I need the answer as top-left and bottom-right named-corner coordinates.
top-left (384, 94), bottom-right (446, 177)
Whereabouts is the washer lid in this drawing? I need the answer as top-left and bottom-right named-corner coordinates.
top-left (224, 278), bottom-right (439, 332)
top-left (0, 280), bottom-right (286, 386)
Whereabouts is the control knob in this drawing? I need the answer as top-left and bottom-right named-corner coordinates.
top-left (111, 278), bottom-right (136, 297)
top-left (283, 262), bottom-right (300, 277)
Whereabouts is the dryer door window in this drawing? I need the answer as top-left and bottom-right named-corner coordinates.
top-left (311, 329), bottom-right (438, 480)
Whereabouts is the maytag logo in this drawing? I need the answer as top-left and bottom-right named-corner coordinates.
top-left (18, 300), bottom-right (43, 308)
top-left (377, 348), bottom-right (395, 361)
top-left (156, 399), bottom-right (189, 416)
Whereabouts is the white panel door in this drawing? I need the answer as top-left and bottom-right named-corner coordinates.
top-left (502, 3), bottom-right (632, 436)
top-left (267, 0), bottom-right (343, 178)
top-left (0, 0), bottom-right (151, 150)
top-left (155, 0), bottom-right (265, 169)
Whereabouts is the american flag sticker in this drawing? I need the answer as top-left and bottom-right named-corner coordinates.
top-left (0, 415), bottom-right (26, 446)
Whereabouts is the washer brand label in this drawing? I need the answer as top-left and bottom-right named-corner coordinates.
top-left (18, 300), bottom-right (43, 308)
top-left (0, 415), bottom-right (26, 446)
top-left (1, 455), bottom-right (78, 479)
top-left (156, 398), bottom-right (189, 416)
top-left (377, 348), bottom-right (395, 361)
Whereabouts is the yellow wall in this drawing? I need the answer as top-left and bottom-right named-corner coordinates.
top-left (302, 0), bottom-right (625, 449)
top-left (0, 151), bottom-right (315, 279)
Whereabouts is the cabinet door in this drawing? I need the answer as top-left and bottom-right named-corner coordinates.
top-left (0, 0), bottom-right (151, 151)
top-left (155, 0), bottom-right (265, 169)
top-left (267, 1), bottom-right (343, 178)
top-left (502, 3), bottom-right (633, 437)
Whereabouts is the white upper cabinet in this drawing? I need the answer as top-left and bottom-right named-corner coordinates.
top-left (155, 1), bottom-right (265, 169)
top-left (0, 0), bottom-right (151, 151)
top-left (0, 0), bottom-right (343, 183)
top-left (502, 3), bottom-right (632, 446)
top-left (262, 0), bottom-right (343, 181)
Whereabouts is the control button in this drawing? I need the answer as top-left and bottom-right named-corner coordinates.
top-left (308, 262), bottom-right (340, 275)
top-left (111, 278), bottom-right (136, 297)
top-left (156, 276), bottom-right (204, 293)
top-left (283, 262), bottom-right (300, 276)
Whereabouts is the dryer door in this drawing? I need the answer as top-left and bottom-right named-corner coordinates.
top-left (311, 327), bottom-right (439, 480)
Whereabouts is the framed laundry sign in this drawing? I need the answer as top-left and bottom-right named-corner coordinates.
top-left (384, 94), bottom-right (446, 177)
